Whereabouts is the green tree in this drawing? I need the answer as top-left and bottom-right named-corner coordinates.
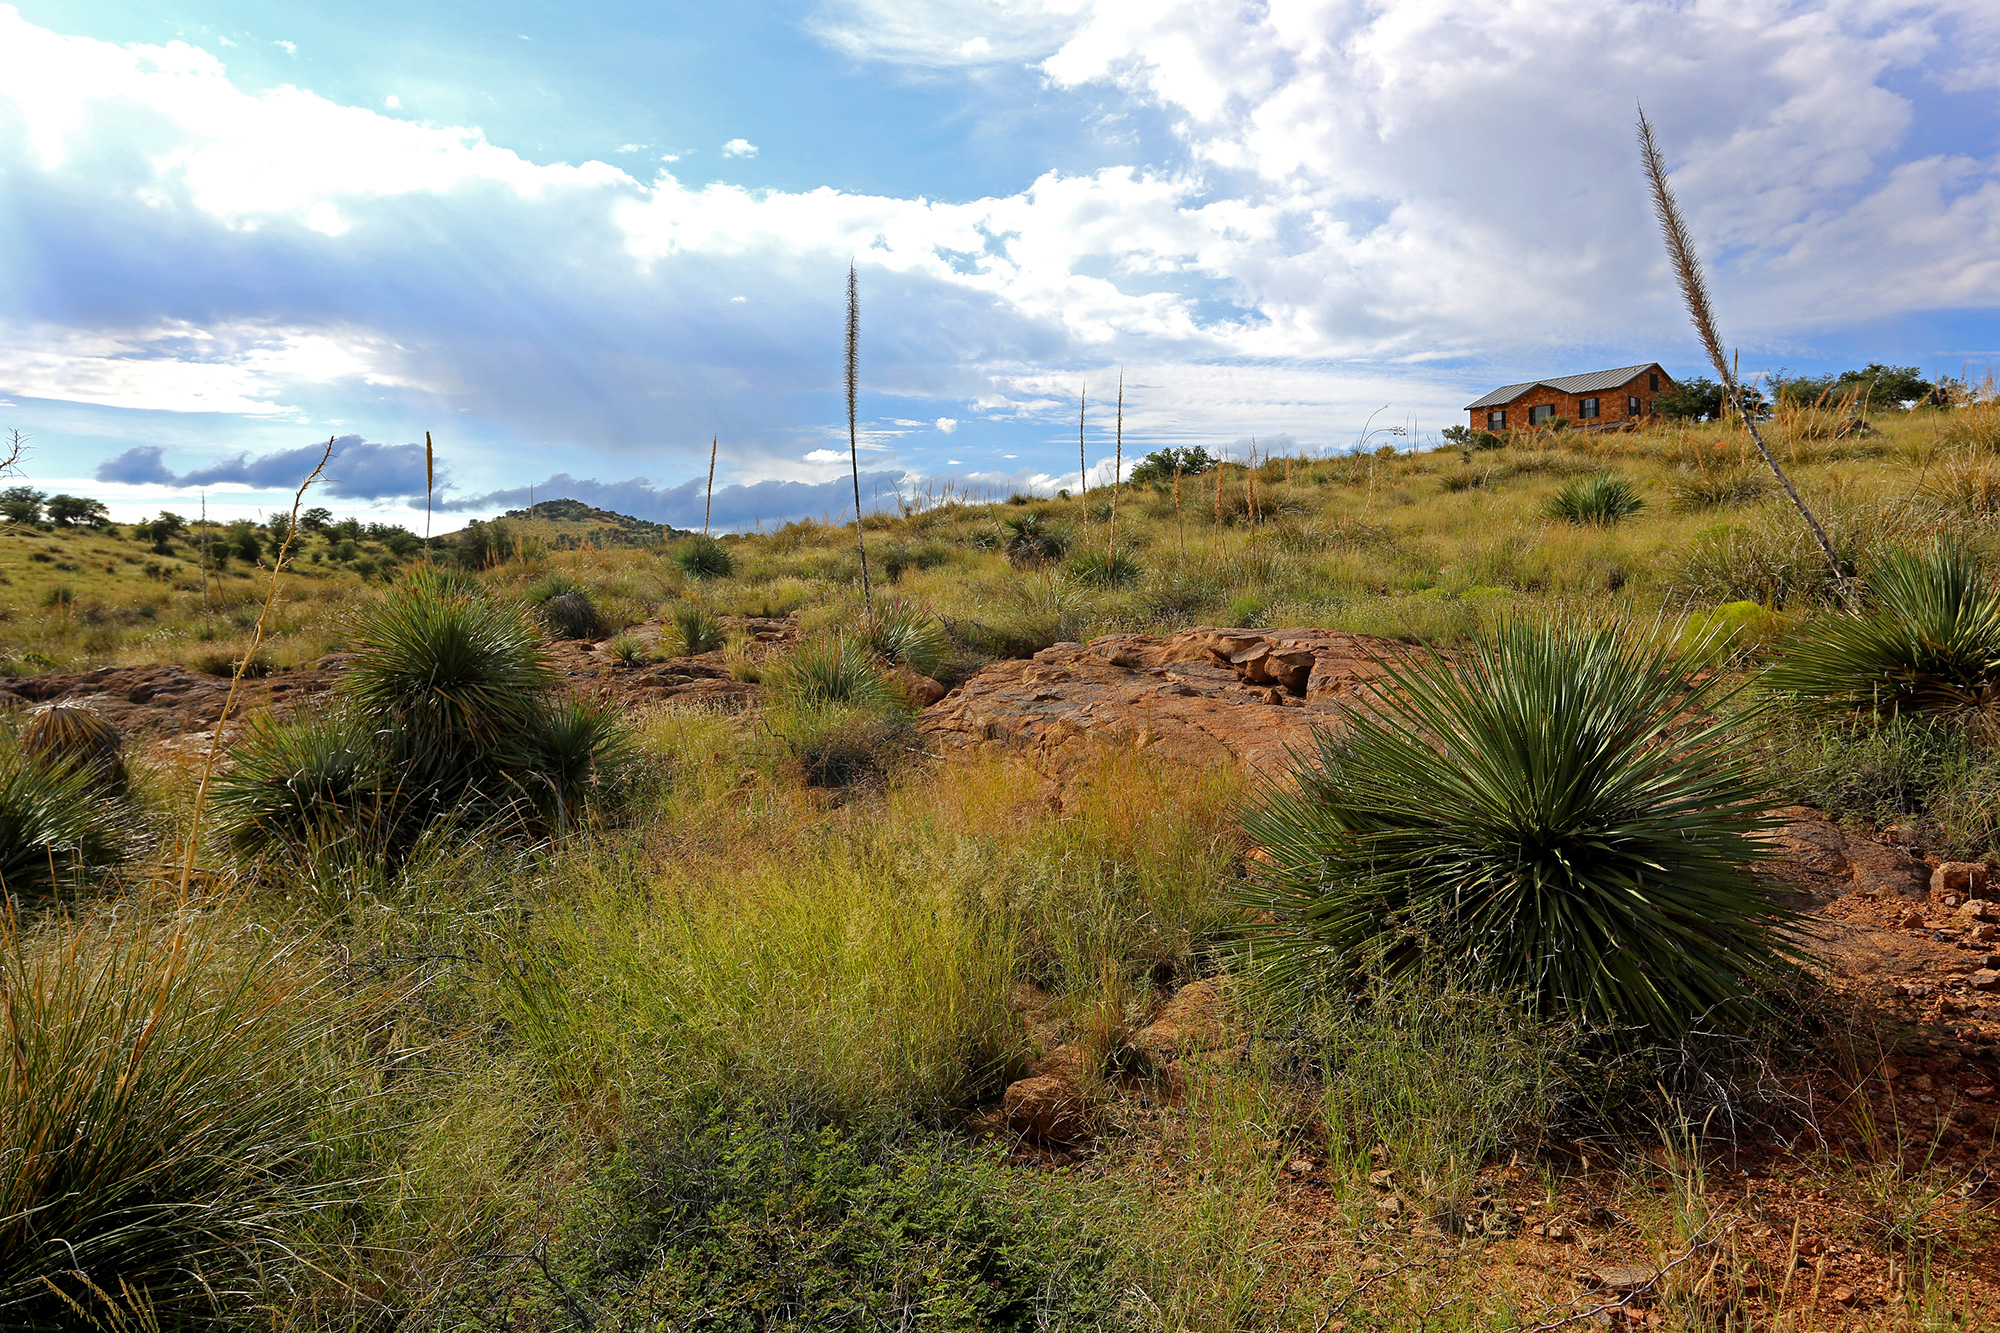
top-left (1127, 446), bottom-right (1216, 485)
top-left (46, 495), bottom-right (111, 528)
top-left (0, 486), bottom-right (46, 525)
top-left (299, 507), bottom-right (333, 533)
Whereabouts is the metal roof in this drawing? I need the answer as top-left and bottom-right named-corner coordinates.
top-left (1462, 363), bottom-right (1662, 411)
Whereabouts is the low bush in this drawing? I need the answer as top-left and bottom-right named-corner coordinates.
top-left (1668, 517), bottom-right (1858, 610)
top-left (1241, 621), bottom-right (1803, 1043)
top-left (212, 579), bottom-right (632, 858)
top-left (1670, 468), bottom-right (1770, 511)
top-left (999, 512), bottom-right (1065, 567)
top-left (538, 1106), bottom-right (1124, 1330)
top-left (540, 589), bottom-right (603, 641)
top-left (1543, 473), bottom-right (1644, 526)
top-left (0, 740), bottom-right (129, 897)
top-left (1764, 539), bottom-right (2000, 718)
top-left (666, 604), bottom-right (724, 656)
top-left (858, 597), bottom-right (951, 679)
top-left (674, 535), bottom-right (735, 579)
top-left (769, 700), bottom-right (918, 787)
top-left (1063, 550), bottom-right (1143, 586)
top-left (1754, 711), bottom-right (2000, 858)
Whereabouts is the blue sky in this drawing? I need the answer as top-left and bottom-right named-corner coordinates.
top-left (2, 0), bottom-right (1997, 530)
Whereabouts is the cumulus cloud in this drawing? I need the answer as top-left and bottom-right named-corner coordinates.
top-left (94, 436), bottom-right (436, 499)
top-left (721, 138), bottom-right (757, 157)
top-left (935, 417), bottom-right (958, 432)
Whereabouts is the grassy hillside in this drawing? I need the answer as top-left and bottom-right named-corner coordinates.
top-left (492, 496), bottom-right (688, 549)
top-left (6, 400), bottom-right (2000, 1327)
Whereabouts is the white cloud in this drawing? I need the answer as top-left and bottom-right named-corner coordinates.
top-left (810, 0), bottom-right (1090, 66)
top-left (935, 417), bottom-right (958, 432)
top-left (730, 295), bottom-right (747, 302)
top-left (616, 143), bottom-right (643, 152)
top-left (946, 458), bottom-right (962, 464)
top-left (273, 39), bottom-right (295, 55)
top-left (721, 138), bottom-right (757, 157)
top-left (802, 447), bottom-right (844, 462)
top-left (384, 94), bottom-right (400, 109)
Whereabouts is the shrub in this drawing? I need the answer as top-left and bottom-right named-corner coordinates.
top-left (674, 535), bottom-right (735, 579)
top-left (213, 579), bottom-right (628, 857)
top-left (0, 916), bottom-right (361, 1318)
top-left (0, 743), bottom-right (128, 896)
top-left (1000, 512), bottom-right (1065, 567)
top-left (1241, 621), bottom-right (1803, 1042)
top-left (666, 604), bottom-right (724, 657)
top-left (22, 701), bottom-right (124, 793)
top-left (769, 636), bottom-right (906, 712)
top-left (858, 598), bottom-right (951, 679)
top-left (1669, 517), bottom-right (1859, 610)
top-left (724, 633), bottom-right (762, 683)
top-left (1763, 539), bottom-right (2000, 718)
top-left (542, 1107), bottom-right (1123, 1329)
top-left (1678, 600), bottom-right (1783, 662)
top-left (1543, 473), bottom-right (1644, 526)
top-left (540, 589), bottom-right (603, 641)
top-left (770, 700), bottom-right (915, 787)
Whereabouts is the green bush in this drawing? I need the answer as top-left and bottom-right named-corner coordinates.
top-left (539, 1106), bottom-right (1124, 1331)
top-left (1063, 550), bottom-right (1143, 587)
top-left (770, 700), bottom-right (916, 788)
top-left (999, 512), bottom-right (1065, 568)
top-left (858, 598), bottom-right (951, 679)
top-left (674, 535), bottom-right (735, 579)
top-left (768, 636), bottom-right (906, 712)
top-left (1753, 712), bottom-right (2000, 858)
top-left (1543, 473), bottom-right (1644, 526)
top-left (607, 632), bottom-right (649, 666)
top-left (212, 579), bottom-right (630, 857)
top-left (1670, 468), bottom-right (1770, 512)
top-left (539, 588), bottom-right (603, 641)
top-left (1241, 621), bottom-right (1802, 1042)
top-left (0, 741), bottom-right (128, 896)
top-left (666, 604), bottom-right (724, 656)
top-left (1764, 539), bottom-right (2000, 718)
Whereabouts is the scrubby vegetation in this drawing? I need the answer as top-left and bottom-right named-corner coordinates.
top-left (6, 392), bottom-right (2000, 1326)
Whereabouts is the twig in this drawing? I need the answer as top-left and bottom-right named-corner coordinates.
top-left (177, 437), bottom-right (333, 900)
top-left (1638, 107), bottom-right (1847, 600)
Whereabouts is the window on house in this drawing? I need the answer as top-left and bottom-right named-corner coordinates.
top-left (1649, 372), bottom-right (1660, 392)
top-left (1529, 404), bottom-right (1554, 425)
top-left (1487, 410), bottom-right (1506, 429)
top-left (1628, 396), bottom-right (1641, 416)
top-left (1579, 397), bottom-right (1600, 419)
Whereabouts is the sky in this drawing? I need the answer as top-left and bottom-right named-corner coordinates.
top-left (2, 0), bottom-right (1997, 531)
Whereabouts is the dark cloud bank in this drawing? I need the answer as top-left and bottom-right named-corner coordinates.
top-left (96, 437), bottom-right (908, 530)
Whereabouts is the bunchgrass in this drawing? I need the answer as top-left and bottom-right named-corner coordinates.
top-left (1241, 619), bottom-right (1805, 1042)
top-left (1543, 472), bottom-right (1645, 526)
top-left (666, 603), bottom-right (723, 657)
top-left (0, 737), bottom-right (128, 897)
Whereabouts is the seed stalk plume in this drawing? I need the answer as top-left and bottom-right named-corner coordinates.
top-left (846, 264), bottom-right (872, 620)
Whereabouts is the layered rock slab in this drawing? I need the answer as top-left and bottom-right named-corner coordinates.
top-left (920, 627), bottom-right (1405, 790)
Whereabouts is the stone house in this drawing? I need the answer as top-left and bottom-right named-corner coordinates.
top-left (1464, 363), bottom-right (1675, 431)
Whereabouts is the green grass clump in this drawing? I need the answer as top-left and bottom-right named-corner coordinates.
top-left (674, 535), bottom-right (735, 579)
top-left (1063, 550), bottom-right (1143, 587)
top-left (1543, 473), bottom-right (1644, 526)
top-left (999, 511), bottom-right (1065, 567)
top-left (858, 597), bottom-right (950, 679)
top-left (0, 916), bottom-right (361, 1318)
top-left (1242, 620), bottom-right (1803, 1042)
top-left (1764, 538), bottom-right (2000, 718)
top-left (607, 632), bottom-right (649, 665)
top-left (0, 740), bottom-right (128, 896)
top-left (666, 603), bottom-right (724, 656)
top-left (769, 635), bottom-right (905, 712)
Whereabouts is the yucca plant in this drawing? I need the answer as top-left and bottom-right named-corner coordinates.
top-left (674, 535), bottom-right (734, 579)
top-left (1001, 512), bottom-right (1066, 567)
top-left (1062, 550), bottom-right (1143, 587)
top-left (516, 697), bottom-right (636, 828)
top-left (344, 582), bottom-right (557, 753)
top-left (0, 743), bottom-right (127, 897)
top-left (22, 700), bottom-right (125, 793)
top-left (1543, 473), bottom-right (1644, 526)
top-left (607, 633), bottom-right (649, 666)
top-left (523, 570), bottom-right (579, 605)
top-left (666, 604), bottom-right (724, 657)
top-left (1241, 621), bottom-right (1802, 1042)
top-left (1763, 539), bottom-right (2000, 718)
top-left (858, 598), bottom-right (950, 679)
top-left (768, 635), bottom-right (907, 712)
top-left (209, 711), bottom-right (384, 854)
top-left (0, 915), bottom-right (361, 1318)
top-left (539, 589), bottom-right (603, 641)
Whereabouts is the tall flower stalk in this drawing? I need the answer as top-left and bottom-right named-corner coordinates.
top-left (846, 264), bottom-right (872, 622)
top-left (1638, 108), bottom-right (1844, 596)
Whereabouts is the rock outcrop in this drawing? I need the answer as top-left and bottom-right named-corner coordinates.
top-left (920, 627), bottom-right (1408, 791)
top-left (1759, 806), bottom-right (1932, 903)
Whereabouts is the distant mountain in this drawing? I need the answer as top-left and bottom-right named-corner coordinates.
top-left (495, 498), bottom-right (691, 549)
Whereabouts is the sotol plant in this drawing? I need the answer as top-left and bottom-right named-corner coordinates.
top-left (1241, 621), bottom-right (1803, 1042)
top-left (1544, 473), bottom-right (1644, 527)
top-left (1763, 538), bottom-right (2000, 719)
top-left (0, 740), bottom-right (128, 896)
top-left (857, 598), bottom-right (950, 680)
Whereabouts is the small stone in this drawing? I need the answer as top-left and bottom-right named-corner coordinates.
top-left (1934, 862), bottom-right (1990, 897)
top-left (1585, 1263), bottom-right (1658, 1294)
top-left (1967, 1085), bottom-right (1994, 1099)
top-left (1913, 1073), bottom-right (1935, 1091)
top-left (1972, 923), bottom-right (2000, 943)
top-left (1286, 1156), bottom-right (1319, 1175)
top-left (1957, 899), bottom-right (1998, 921)
top-left (1833, 1284), bottom-right (1858, 1305)
top-left (1971, 970), bottom-right (2000, 992)
top-left (1899, 909), bottom-right (1927, 929)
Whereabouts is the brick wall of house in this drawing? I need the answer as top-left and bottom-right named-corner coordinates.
top-left (1470, 367), bottom-right (1675, 431)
